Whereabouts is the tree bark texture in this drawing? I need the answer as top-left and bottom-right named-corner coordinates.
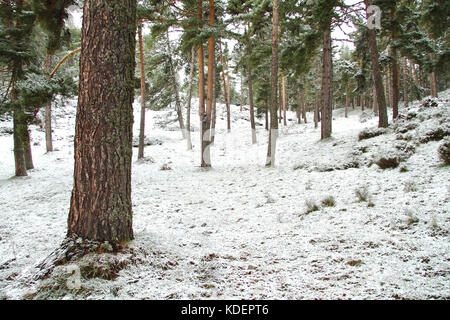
top-left (68, 0), bottom-right (136, 242)
top-left (321, 23), bottom-right (333, 139)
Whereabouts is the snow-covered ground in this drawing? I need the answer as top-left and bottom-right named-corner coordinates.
top-left (0, 91), bottom-right (449, 300)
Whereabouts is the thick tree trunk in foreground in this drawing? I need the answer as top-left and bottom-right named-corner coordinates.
top-left (321, 23), bottom-right (333, 139)
top-left (266, 0), bottom-right (279, 167)
top-left (137, 26), bottom-right (146, 160)
top-left (68, 0), bottom-right (136, 242)
top-left (366, 1), bottom-right (388, 128)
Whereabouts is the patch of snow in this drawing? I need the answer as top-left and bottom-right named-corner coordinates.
top-left (0, 91), bottom-right (449, 300)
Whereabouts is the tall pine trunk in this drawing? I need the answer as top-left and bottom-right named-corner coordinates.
top-left (201, 0), bottom-right (215, 167)
top-left (266, 0), bottom-right (279, 167)
top-left (219, 44), bottom-right (231, 134)
top-left (67, 0), bottom-right (136, 242)
top-left (366, 0), bottom-right (388, 128)
top-left (226, 60), bottom-right (231, 132)
top-left (10, 2), bottom-right (27, 177)
top-left (314, 90), bottom-right (319, 129)
top-left (430, 70), bottom-right (437, 97)
top-left (198, 0), bottom-right (208, 167)
top-left (137, 25), bottom-right (146, 160)
top-left (211, 46), bottom-right (217, 144)
top-left (247, 31), bottom-right (257, 144)
top-left (278, 78), bottom-right (282, 124)
top-left (321, 23), bottom-right (333, 139)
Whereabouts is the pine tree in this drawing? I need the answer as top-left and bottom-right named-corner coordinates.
top-left (165, 31), bottom-right (187, 139)
top-left (137, 24), bottom-right (147, 160)
top-left (316, 0), bottom-right (338, 139)
top-left (364, 0), bottom-right (388, 128)
top-left (266, 0), bottom-right (279, 167)
top-left (186, 46), bottom-right (195, 150)
top-left (227, 0), bottom-right (271, 145)
top-left (32, 0), bottom-right (76, 153)
top-left (67, 0), bottom-right (136, 242)
top-left (1, 1), bottom-right (74, 176)
top-left (0, 1), bottom-right (35, 176)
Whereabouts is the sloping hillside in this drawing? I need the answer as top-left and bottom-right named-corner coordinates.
top-left (0, 91), bottom-right (448, 300)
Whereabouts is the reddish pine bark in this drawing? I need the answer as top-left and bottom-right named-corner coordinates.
top-left (67, 0), bottom-right (136, 242)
